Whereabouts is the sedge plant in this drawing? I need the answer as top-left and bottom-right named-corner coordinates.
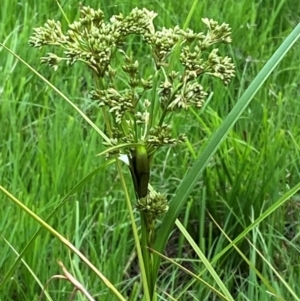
top-left (28, 5), bottom-right (235, 300)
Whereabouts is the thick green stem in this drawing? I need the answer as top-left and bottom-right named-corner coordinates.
top-left (140, 212), bottom-right (156, 300)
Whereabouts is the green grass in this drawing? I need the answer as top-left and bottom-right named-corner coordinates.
top-left (1, 0), bottom-right (300, 300)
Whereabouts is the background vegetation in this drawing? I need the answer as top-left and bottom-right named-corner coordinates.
top-left (1, 0), bottom-right (300, 300)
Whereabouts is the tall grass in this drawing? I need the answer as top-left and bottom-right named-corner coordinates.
top-left (1, 0), bottom-right (300, 300)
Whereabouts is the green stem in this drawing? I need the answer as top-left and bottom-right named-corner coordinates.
top-left (140, 213), bottom-right (153, 296)
top-left (95, 76), bottom-right (113, 138)
top-left (140, 212), bottom-right (156, 299)
top-left (116, 161), bottom-right (151, 301)
top-left (158, 81), bottom-right (184, 127)
top-left (148, 69), bottom-right (160, 132)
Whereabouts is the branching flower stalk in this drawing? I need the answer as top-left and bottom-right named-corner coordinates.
top-left (29, 6), bottom-right (235, 299)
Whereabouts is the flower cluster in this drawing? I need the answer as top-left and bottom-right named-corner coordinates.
top-left (137, 189), bottom-right (169, 224)
top-left (29, 6), bottom-right (235, 220)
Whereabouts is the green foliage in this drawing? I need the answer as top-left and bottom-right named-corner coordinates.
top-left (1, 0), bottom-right (300, 300)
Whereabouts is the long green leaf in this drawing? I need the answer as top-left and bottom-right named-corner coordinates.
top-left (0, 160), bottom-right (115, 287)
top-left (150, 247), bottom-right (229, 300)
top-left (153, 23), bottom-right (300, 275)
top-left (179, 180), bottom-right (300, 296)
top-left (175, 219), bottom-right (235, 301)
top-left (0, 184), bottom-right (126, 301)
top-left (3, 238), bottom-right (54, 301)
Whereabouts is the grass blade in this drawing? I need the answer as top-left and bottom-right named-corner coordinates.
top-left (175, 219), bottom-right (235, 301)
top-left (179, 181), bottom-right (300, 295)
top-left (0, 184), bottom-right (127, 301)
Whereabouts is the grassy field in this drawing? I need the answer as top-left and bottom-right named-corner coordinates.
top-left (1, 0), bottom-right (300, 300)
